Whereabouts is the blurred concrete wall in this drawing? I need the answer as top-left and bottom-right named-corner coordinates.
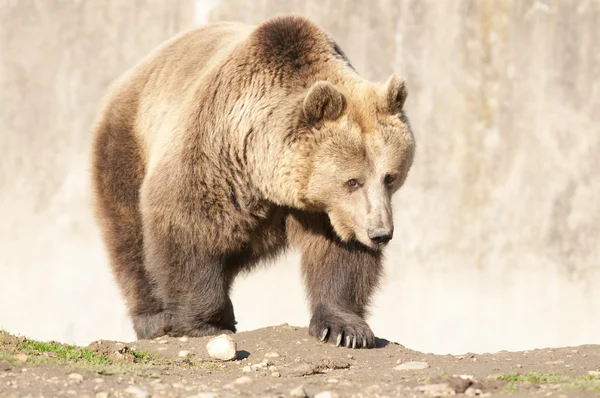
top-left (1, 0), bottom-right (598, 354)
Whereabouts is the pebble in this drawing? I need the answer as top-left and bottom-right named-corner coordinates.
top-left (289, 385), bottom-right (308, 397)
top-left (394, 361), bottom-right (430, 370)
top-left (251, 360), bottom-right (270, 370)
top-left (264, 351), bottom-right (280, 358)
top-left (179, 336), bottom-right (189, 342)
top-left (465, 387), bottom-right (491, 396)
top-left (233, 376), bottom-right (253, 384)
top-left (178, 350), bottom-right (191, 358)
top-left (206, 334), bottom-right (237, 361)
top-left (125, 385), bottom-right (150, 398)
top-left (314, 392), bottom-right (337, 398)
top-left (242, 365), bottom-right (252, 372)
top-left (94, 378), bottom-right (105, 384)
top-left (68, 373), bottom-right (84, 383)
top-left (95, 393), bottom-right (109, 398)
top-left (271, 371), bottom-right (281, 377)
top-left (157, 340), bottom-right (168, 344)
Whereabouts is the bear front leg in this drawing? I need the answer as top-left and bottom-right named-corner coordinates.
top-left (287, 212), bottom-right (383, 349)
top-left (142, 219), bottom-right (237, 338)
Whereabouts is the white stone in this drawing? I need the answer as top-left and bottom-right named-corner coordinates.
top-left (264, 351), bottom-right (280, 358)
top-left (394, 361), bottom-right (430, 370)
top-left (206, 334), bottom-right (237, 361)
top-left (179, 336), bottom-right (189, 342)
top-left (314, 392), bottom-right (337, 398)
top-left (588, 370), bottom-right (600, 378)
top-left (67, 373), bottom-right (84, 383)
top-left (178, 350), bottom-right (191, 358)
top-left (233, 376), bottom-right (253, 384)
top-left (289, 385), bottom-right (308, 397)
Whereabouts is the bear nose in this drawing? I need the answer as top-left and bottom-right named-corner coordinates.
top-left (368, 228), bottom-right (393, 245)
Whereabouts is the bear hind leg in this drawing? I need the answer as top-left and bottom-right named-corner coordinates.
top-left (92, 113), bottom-right (171, 340)
top-left (142, 222), bottom-right (237, 338)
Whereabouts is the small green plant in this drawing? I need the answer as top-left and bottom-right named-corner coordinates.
top-left (131, 350), bottom-right (152, 362)
top-left (498, 372), bottom-right (600, 392)
top-left (17, 339), bottom-right (111, 365)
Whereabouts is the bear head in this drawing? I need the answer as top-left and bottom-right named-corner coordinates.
top-left (294, 74), bottom-right (415, 250)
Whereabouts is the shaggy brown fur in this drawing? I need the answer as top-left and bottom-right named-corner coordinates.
top-left (91, 15), bottom-right (415, 348)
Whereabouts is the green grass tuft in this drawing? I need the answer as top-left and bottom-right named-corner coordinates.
top-left (498, 372), bottom-right (600, 392)
top-left (17, 339), bottom-right (111, 365)
top-left (131, 350), bottom-right (152, 362)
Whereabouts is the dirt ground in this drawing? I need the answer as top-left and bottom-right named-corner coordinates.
top-left (1, 325), bottom-right (599, 397)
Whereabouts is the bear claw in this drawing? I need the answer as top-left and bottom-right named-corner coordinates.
top-left (320, 328), bottom-right (329, 342)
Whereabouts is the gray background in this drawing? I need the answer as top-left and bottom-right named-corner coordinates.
top-left (1, 0), bottom-right (598, 355)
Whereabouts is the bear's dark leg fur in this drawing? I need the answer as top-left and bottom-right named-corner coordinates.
top-left (142, 222), bottom-right (237, 338)
top-left (287, 211), bottom-right (383, 349)
top-left (92, 112), bottom-right (171, 340)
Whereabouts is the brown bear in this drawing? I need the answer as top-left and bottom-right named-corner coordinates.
top-left (91, 14), bottom-right (415, 349)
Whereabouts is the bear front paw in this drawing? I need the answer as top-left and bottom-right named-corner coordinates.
top-left (308, 307), bottom-right (376, 349)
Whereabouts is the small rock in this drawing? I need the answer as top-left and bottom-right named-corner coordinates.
top-left (157, 347), bottom-right (167, 351)
top-left (206, 334), bottom-right (237, 361)
top-left (178, 350), bottom-right (191, 358)
top-left (233, 376), bottom-right (253, 384)
top-left (125, 385), bottom-right (150, 398)
top-left (14, 353), bottom-right (29, 362)
top-left (394, 361), bottom-right (429, 371)
top-left (157, 339), bottom-right (168, 344)
top-left (268, 365), bottom-right (278, 371)
top-left (271, 372), bottom-right (281, 377)
top-left (172, 382), bottom-right (184, 388)
top-left (264, 351), bottom-right (280, 358)
top-left (414, 383), bottom-right (456, 396)
top-left (251, 360), bottom-right (270, 370)
top-left (179, 336), bottom-right (189, 342)
top-left (95, 393), bottom-right (109, 398)
top-left (465, 387), bottom-right (491, 397)
top-left (94, 378), bottom-right (105, 384)
top-left (289, 385), bottom-right (308, 397)
top-left (68, 373), bottom-right (84, 383)
top-left (365, 384), bottom-right (380, 393)
top-left (242, 365), bottom-right (252, 372)
top-left (314, 392), bottom-right (337, 398)
top-left (287, 362), bottom-right (316, 377)
top-left (347, 354), bottom-right (354, 359)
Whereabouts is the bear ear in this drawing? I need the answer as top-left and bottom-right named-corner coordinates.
top-left (384, 73), bottom-right (407, 114)
top-left (302, 81), bottom-right (346, 125)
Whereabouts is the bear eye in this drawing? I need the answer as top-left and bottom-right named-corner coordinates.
top-left (384, 174), bottom-right (397, 186)
top-left (346, 178), bottom-right (360, 190)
